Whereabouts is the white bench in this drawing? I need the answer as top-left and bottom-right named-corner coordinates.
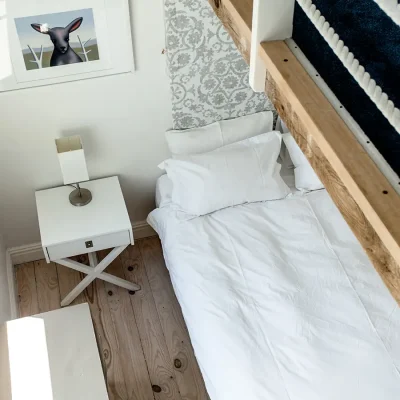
top-left (0, 304), bottom-right (109, 400)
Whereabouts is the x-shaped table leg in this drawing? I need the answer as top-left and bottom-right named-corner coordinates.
top-left (57, 245), bottom-right (140, 307)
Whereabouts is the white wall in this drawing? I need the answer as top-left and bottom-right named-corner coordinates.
top-left (0, 235), bottom-right (11, 323)
top-left (0, 0), bottom-right (172, 247)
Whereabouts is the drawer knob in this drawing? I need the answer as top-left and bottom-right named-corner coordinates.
top-left (85, 241), bottom-right (93, 248)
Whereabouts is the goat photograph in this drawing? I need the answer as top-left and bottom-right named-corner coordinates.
top-left (14, 8), bottom-right (100, 70)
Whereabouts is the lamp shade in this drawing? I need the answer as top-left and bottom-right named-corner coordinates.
top-left (55, 136), bottom-right (89, 185)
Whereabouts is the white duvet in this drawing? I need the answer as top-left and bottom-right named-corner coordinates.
top-left (148, 190), bottom-right (400, 400)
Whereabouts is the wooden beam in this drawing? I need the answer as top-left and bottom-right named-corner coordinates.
top-left (210, 0), bottom-right (400, 304)
top-left (208, 0), bottom-right (253, 64)
top-left (262, 41), bottom-right (400, 303)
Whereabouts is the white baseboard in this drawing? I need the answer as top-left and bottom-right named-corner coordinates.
top-left (7, 220), bottom-right (157, 318)
top-left (8, 242), bottom-right (45, 266)
top-left (132, 220), bottom-right (157, 240)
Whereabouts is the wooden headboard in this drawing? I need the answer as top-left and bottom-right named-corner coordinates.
top-left (209, 0), bottom-right (400, 304)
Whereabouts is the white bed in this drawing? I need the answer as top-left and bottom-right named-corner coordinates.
top-left (148, 185), bottom-right (400, 400)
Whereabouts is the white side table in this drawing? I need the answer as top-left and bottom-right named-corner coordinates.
top-left (35, 176), bottom-right (140, 307)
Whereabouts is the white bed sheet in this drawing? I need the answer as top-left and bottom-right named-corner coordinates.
top-left (147, 190), bottom-right (400, 400)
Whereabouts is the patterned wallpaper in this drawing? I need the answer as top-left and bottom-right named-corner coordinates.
top-left (164, 0), bottom-right (274, 130)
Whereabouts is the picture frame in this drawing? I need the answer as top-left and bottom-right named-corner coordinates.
top-left (0, 0), bottom-right (134, 92)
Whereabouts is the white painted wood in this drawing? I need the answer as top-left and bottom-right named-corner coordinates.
top-left (4, 317), bottom-right (54, 400)
top-left (38, 304), bottom-right (109, 399)
top-left (0, 236), bottom-right (12, 323)
top-left (88, 251), bottom-right (98, 267)
top-left (97, 272), bottom-right (140, 291)
top-left (285, 39), bottom-right (400, 195)
top-left (47, 230), bottom-right (131, 261)
top-left (60, 245), bottom-right (139, 307)
top-left (56, 257), bottom-right (140, 292)
top-left (1, 304), bottom-right (109, 400)
top-left (35, 176), bottom-right (140, 306)
top-left (8, 242), bottom-right (45, 265)
top-left (5, 250), bottom-right (18, 320)
top-left (0, 324), bottom-right (12, 400)
top-left (56, 258), bottom-right (97, 275)
top-left (8, 221), bottom-right (156, 266)
top-left (35, 176), bottom-right (134, 248)
top-left (250, 0), bottom-right (295, 91)
top-left (7, 219), bottom-right (153, 315)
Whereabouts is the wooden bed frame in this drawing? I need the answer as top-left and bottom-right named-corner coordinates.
top-left (209, 0), bottom-right (400, 304)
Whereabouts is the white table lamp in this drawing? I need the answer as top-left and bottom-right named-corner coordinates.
top-left (55, 135), bottom-right (92, 207)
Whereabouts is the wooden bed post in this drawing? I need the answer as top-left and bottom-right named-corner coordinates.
top-left (209, 0), bottom-right (400, 305)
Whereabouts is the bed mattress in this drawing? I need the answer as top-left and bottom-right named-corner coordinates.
top-left (148, 190), bottom-right (400, 400)
top-left (293, 1), bottom-right (400, 175)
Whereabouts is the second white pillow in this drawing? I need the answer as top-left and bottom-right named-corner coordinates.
top-left (163, 131), bottom-right (291, 216)
top-left (282, 133), bottom-right (324, 191)
top-left (165, 111), bottom-right (274, 156)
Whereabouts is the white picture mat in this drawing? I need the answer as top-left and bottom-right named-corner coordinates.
top-left (9, 5), bottom-right (111, 83)
top-left (0, 0), bottom-right (134, 91)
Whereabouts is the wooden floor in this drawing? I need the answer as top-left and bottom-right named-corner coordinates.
top-left (16, 237), bottom-right (209, 400)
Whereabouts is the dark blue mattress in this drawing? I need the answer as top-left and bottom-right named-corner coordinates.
top-left (292, 1), bottom-right (400, 176)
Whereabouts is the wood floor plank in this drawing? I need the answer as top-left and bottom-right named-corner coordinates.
top-left (70, 253), bottom-right (130, 400)
top-left (56, 258), bottom-right (86, 306)
top-left (119, 245), bottom-right (183, 400)
top-left (15, 242), bottom-right (208, 400)
top-left (139, 238), bottom-right (209, 400)
top-left (89, 280), bottom-right (132, 400)
top-left (34, 259), bottom-right (61, 313)
top-left (98, 250), bottom-right (155, 400)
top-left (16, 262), bottom-right (39, 317)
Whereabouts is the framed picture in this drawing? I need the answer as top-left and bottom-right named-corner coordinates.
top-left (0, 0), bottom-right (134, 92)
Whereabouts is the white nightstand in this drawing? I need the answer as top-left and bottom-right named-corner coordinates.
top-left (35, 176), bottom-right (140, 307)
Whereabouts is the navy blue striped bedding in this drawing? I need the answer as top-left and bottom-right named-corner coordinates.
top-left (292, 1), bottom-right (400, 176)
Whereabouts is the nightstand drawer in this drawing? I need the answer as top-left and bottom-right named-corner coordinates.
top-left (46, 230), bottom-right (131, 261)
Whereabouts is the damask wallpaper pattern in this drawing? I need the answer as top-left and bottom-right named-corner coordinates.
top-left (164, 0), bottom-right (274, 130)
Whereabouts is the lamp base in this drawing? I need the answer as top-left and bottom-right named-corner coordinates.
top-left (69, 188), bottom-right (92, 207)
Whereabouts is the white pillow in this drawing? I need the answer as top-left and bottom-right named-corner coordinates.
top-left (282, 133), bottom-right (324, 191)
top-left (163, 131), bottom-right (291, 216)
top-left (155, 174), bottom-right (173, 208)
top-left (275, 116), bottom-right (288, 133)
top-left (165, 111), bottom-right (274, 156)
top-left (276, 117), bottom-right (294, 169)
top-left (156, 163), bottom-right (296, 208)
